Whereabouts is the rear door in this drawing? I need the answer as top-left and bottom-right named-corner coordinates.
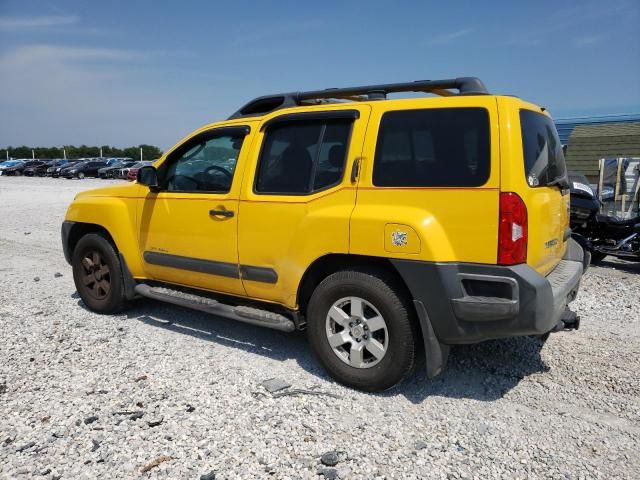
top-left (502, 100), bottom-right (569, 275)
top-left (238, 106), bottom-right (370, 308)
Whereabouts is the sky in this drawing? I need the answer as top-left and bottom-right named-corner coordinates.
top-left (0, 0), bottom-right (639, 150)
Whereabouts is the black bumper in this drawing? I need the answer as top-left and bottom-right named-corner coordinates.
top-left (61, 221), bottom-right (75, 264)
top-left (391, 238), bottom-right (584, 345)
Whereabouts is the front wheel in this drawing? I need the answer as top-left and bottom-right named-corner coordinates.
top-left (72, 233), bottom-right (129, 314)
top-left (306, 268), bottom-right (418, 392)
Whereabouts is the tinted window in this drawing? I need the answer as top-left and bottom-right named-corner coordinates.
top-left (520, 110), bottom-right (567, 187)
top-left (159, 129), bottom-right (245, 193)
top-left (256, 119), bottom-right (351, 194)
top-left (372, 108), bottom-right (490, 187)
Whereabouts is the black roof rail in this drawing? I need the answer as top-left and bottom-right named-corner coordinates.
top-left (228, 77), bottom-right (488, 120)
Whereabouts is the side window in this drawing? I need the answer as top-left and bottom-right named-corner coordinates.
top-left (255, 119), bottom-right (352, 194)
top-left (520, 109), bottom-right (567, 187)
top-left (159, 128), bottom-right (247, 193)
top-left (372, 108), bottom-right (490, 187)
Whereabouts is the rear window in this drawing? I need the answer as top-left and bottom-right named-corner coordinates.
top-left (520, 110), bottom-right (567, 187)
top-left (372, 108), bottom-right (490, 187)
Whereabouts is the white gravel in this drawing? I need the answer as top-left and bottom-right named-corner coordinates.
top-left (0, 176), bottom-right (639, 479)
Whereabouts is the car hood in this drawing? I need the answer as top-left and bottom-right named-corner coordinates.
top-left (74, 182), bottom-right (145, 199)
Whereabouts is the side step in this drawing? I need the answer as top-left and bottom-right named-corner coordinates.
top-left (134, 284), bottom-right (295, 332)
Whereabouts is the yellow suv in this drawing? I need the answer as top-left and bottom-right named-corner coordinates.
top-left (62, 77), bottom-right (585, 391)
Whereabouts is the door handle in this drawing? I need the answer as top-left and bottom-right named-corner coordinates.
top-left (209, 209), bottom-right (234, 218)
top-left (350, 157), bottom-right (361, 183)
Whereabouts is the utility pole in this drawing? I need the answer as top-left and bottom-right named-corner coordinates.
top-left (63, 148), bottom-right (66, 160)
top-left (32, 149), bottom-right (35, 160)
top-left (140, 147), bottom-right (143, 161)
top-left (100, 147), bottom-right (103, 158)
top-left (5, 149), bottom-right (8, 161)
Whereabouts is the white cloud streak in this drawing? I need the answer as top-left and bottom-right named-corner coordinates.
top-left (0, 15), bottom-right (78, 30)
top-left (428, 28), bottom-right (474, 45)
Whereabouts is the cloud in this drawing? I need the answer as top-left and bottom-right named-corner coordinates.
top-left (428, 28), bottom-right (474, 45)
top-left (0, 44), bottom-right (186, 148)
top-left (509, 0), bottom-right (637, 46)
top-left (0, 15), bottom-right (78, 30)
top-left (574, 34), bottom-right (605, 47)
top-left (1, 44), bottom-right (140, 67)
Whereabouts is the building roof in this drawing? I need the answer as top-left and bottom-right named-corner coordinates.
top-left (554, 113), bottom-right (640, 144)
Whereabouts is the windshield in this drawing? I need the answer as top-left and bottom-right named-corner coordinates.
top-left (520, 110), bottom-right (567, 187)
top-left (2, 161), bottom-right (22, 167)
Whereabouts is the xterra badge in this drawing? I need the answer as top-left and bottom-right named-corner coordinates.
top-left (391, 231), bottom-right (408, 247)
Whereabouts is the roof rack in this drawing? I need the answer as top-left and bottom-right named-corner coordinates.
top-left (228, 77), bottom-right (488, 120)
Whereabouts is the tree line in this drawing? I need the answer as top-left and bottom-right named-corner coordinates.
top-left (1, 144), bottom-right (163, 160)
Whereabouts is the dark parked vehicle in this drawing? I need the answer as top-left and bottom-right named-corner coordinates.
top-left (23, 160), bottom-right (52, 176)
top-left (569, 172), bottom-right (640, 263)
top-left (45, 160), bottom-right (71, 176)
top-left (61, 160), bottom-right (108, 179)
top-left (52, 161), bottom-right (79, 177)
top-left (98, 161), bottom-right (137, 179)
top-left (0, 160), bottom-right (43, 176)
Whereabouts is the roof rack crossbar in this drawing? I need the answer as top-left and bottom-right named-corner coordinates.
top-left (228, 77), bottom-right (488, 119)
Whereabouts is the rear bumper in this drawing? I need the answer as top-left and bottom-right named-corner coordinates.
top-left (391, 238), bottom-right (584, 344)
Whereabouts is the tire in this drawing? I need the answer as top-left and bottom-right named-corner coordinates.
top-left (72, 233), bottom-right (128, 314)
top-left (590, 251), bottom-right (607, 264)
top-left (78, 172), bottom-right (85, 179)
top-left (306, 268), bottom-right (418, 392)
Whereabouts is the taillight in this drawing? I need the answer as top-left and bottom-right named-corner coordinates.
top-left (498, 192), bottom-right (528, 265)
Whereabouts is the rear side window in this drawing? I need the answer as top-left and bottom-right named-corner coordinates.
top-left (255, 119), bottom-right (352, 194)
top-left (520, 110), bottom-right (567, 187)
top-left (372, 108), bottom-right (490, 187)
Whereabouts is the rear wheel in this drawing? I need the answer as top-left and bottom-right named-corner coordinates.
top-left (306, 268), bottom-right (418, 391)
top-left (72, 233), bottom-right (128, 314)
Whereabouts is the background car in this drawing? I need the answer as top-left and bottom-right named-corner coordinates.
top-left (117, 161), bottom-right (142, 179)
top-left (127, 161), bottom-right (154, 181)
top-left (0, 160), bottom-right (25, 175)
top-left (61, 160), bottom-right (108, 179)
top-left (23, 160), bottom-right (51, 176)
top-left (45, 159), bottom-right (71, 176)
top-left (52, 161), bottom-right (78, 177)
top-left (98, 160), bottom-right (137, 179)
top-left (0, 160), bottom-right (37, 176)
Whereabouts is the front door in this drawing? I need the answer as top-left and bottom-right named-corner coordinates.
top-left (138, 125), bottom-right (252, 296)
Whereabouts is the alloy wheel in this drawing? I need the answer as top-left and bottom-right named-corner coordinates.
top-left (325, 296), bottom-right (389, 368)
top-left (80, 251), bottom-right (111, 300)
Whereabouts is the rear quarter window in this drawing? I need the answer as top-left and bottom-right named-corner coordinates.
top-left (520, 109), bottom-right (567, 187)
top-left (372, 108), bottom-right (490, 187)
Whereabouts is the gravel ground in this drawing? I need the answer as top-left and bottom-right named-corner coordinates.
top-left (0, 176), bottom-right (638, 480)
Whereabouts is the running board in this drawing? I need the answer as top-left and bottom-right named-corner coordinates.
top-left (134, 284), bottom-right (295, 332)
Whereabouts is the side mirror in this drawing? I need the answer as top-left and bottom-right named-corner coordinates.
top-left (138, 166), bottom-right (159, 191)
